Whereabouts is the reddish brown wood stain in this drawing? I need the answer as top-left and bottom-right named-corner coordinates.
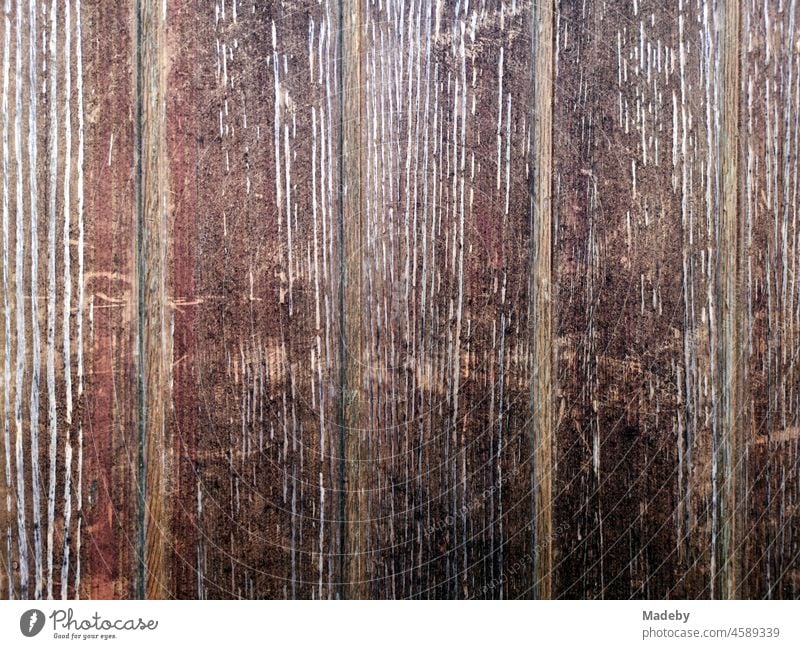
top-left (83, 0), bottom-right (135, 599)
top-left (167, 0), bottom-right (198, 601)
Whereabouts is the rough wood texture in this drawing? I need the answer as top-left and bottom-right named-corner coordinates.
top-left (716, 0), bottom-right (742, 600)
top-left (339, 0), bottom-right (367, 600)
top-left (530, 0), bottom-right (554, 600)
top-left (136, 0), bottom-right (170, 599)
top-left (1, 0), bottom-right (800, 600)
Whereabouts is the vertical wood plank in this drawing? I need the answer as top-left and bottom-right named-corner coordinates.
top-left (716, 0), bottom-right (743, 599)
top-left (338, 0), bottom-right (366, 600)
top-left (135, 0), bottom-right (170, 599)
top-left (741, 0), bottom-right (800, 599)
top-left (83, 0), bottom-right (136, 599)
top-left (530, 0), bottom-right (555, 600)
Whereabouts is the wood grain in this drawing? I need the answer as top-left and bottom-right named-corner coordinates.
top-left (1, 0), bottom-right (799, 600)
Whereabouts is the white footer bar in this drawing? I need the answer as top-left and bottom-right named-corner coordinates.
top-left (1, 600), bottom-right (797, 648)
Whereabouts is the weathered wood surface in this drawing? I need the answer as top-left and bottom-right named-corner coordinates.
top-left (0, 0), bottom-right (799, 600)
